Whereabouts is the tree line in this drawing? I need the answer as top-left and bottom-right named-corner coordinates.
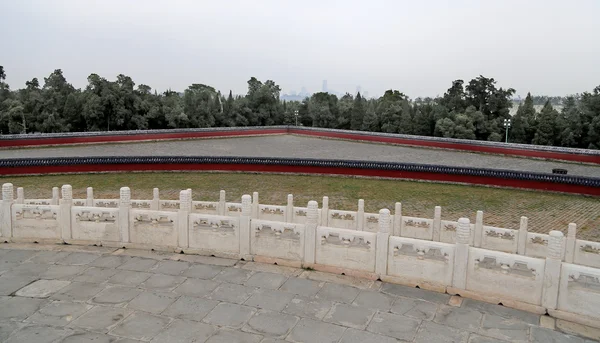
top-left (0, 66), bottom-right (599, 149)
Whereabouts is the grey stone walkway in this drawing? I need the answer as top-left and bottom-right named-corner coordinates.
top-left (0, 244), bottom-right (597, 343)
top-left (1, 135), bottom-right (598, 177)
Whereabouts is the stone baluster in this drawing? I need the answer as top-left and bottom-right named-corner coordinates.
top-left (178, 190), bottom-right (190, 249)
top-left (119, 187), bottom-right (131, 243)
top-left (304, 200), bottom-right (319, 266)
top-left (51, 187), bottom-right (59, 206)
top-left (357, 199), bottom-right (365, 231)
top-left (86, 187), bottom-right (94, 207)
top-left (60, 185), bottom-right (73, 241)
top-left (16, 187), bottom-right (24, 204)
top-left (151, 188), bottom-right (160, 211)
top-left (239, 194), bottom-right (252, 258)
top-left (474, 211), bottom-right (484, 248)
top-left (517, 216), bottom-right (528, 255)
top-left (375, 209), bottom-right (391, 277)
top-left (542, 230), bottom-right (564, 310)
top-left (252, 192), bottom-right (259, 219)
top-left (286, 194), bottom-right (294, 223)
top-left (393, 202), bottom-right (402, 236)
top-left (452, 218), bottom-right (471, 290)
top-left (218, 190), bottom-right (226, 216)
top-left (433, 206), bottom-right (442, 242)
top-left (321, 196), bottom-right (329, 227)
top-left (564, 223), bottom-right (577, 263)
top-left (1, 183), bottom-right (14, 239)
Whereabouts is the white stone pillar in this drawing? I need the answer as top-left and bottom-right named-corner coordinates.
top-left (393, 202), bottom-right (402, 237)
top-left (239, 194), bottom-right (252, 257)
top-left (376, 209), bottom-right (391, 277)
top-left (433, 206), bottom-right (442, 242)
top-left (564, 223), bottom-right (576, 263)
top-left (1, 183), bottom-right (14, 239)
top-left (151, 188), bottom-right (159, 211)
top-left (51, 187), bottom-right (59, 206)
top-left (286, 194), bottom-right (294, 223)
top-left (178, 190), bottom-right (190, 249)
top-left (452, 218), bottom-right (471, 290)
top-left (518, 216), bottom-right (528, 255)
top-left (218, 190), bottom-right (226, 216)
top-left (321, 196), bottom-right (329, 227)
top-left (60, 185), bottom-right (73, 240)
top-left (474, 211), bottom-right (484, 248)
top-left (304, 200), bottom-right (319, 265)
top-left (357, 199), bottom-right (365, 231)
top-left (119, 187), bottom-right (131, 243)
top-left (16, 187), bottom-right (24, 204)
top-left (542, 231), bottom-right (564, 310)
top-left (252, 192), bottom-right (259, 219)
top-left (86, 187), bottom-right (94, 207)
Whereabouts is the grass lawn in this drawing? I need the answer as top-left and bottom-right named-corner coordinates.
top-left (2, 172), bottom-right (599, 240)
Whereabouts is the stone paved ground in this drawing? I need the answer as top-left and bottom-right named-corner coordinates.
top-left (0, 244), bottom-right (598, 343)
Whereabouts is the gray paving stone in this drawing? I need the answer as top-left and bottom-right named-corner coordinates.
top-left (352, 290), bottom-right (394, 311)
top-left (0, 274), bottom-right (37, 295)
top-left (1, 262), bottom-right (47, 277)
top-left (530, 326), bottom-right (585, 343)
top-left (41, 265), bottom-right (87, 280)
top-left (174, 278), bottom-right (220, 297)
top-left (0, 295), bottom-right (47, 320)
top-left (203, 303), bottom-right (256, 329)
top-left (108, 270), bottom-right (152, 287)
top-left (367, 312), bottom-right (421, 341)
top-left (287, 318), bottom-right (346, 343)
top-left (52, 281), bottom-right (105, 302)
top-left (415, 321), bottom-right (470, 343)
top-left (1, 249), bottom-right (38, 262)
top-left (214, 267), bottom-right (253, 284)
top-left (283, 296), bottom-right (333, 320)
top-left (434, 305), bottom-right (484, 332)
top-left (205, 329), bottom-right (262, 343)
top-left (150, 319), bottom-right (216, 343)
top-left (117, 257), bottom-right (158, 272)
top-left (462, 299), bottom-right (540, 325)
top-left (183, 264), bottom-right (224, 279)
top-left (110, 312), bottom-right (171, 341)
top-left (391, 296), bottom-right (438, 320)
top-left (73, 267), bottom-right (120, 283)
top-left (0, 321), bottom-right (25, 342)
top-left (339, 327), bottom-right (398, 343)
top-left (92, 286), bottom-right (142, 307)
top-left (0, 261), bottom-right (18, 275)
top-left (5, 324), bottom-right (74, 343)
top-left (381, 282), bottom-right (450, 304)
top-left (315, 282), bottom-right (360, 304)
top-left (90, 255), bottom-right (131, 268)
top-left (15, 279), bottom-right (70, 297)
top-left (29, 251), bottom-right (71, 264)
top-left (162, 295), bottom-right (219, 321)
top-left (126, 291), bottom-right (177, 314)
top-left (71, 306), bottom-right (132, 332)
top-left (323, 302), bottom-right (376, 330)
top-left (260, 339), bottom-right (287, 343)
top-left (61, 332), bottom-right (119, 343)
top-left (245, 272), bottom-right (288, 290)
top-left (25, 300), bottom-right (93, 326)
top-left (151, 260), bottom-right (190, 276)
top-left (57, 252), bottom-right (100, 265)
top-left (279, 277), bottom-right (322, 297)
top-left (468, 334), bottom-right (512, 343)
top-left (243, 309), bottom-right (298, 338)
top-left (244, 289), bottom-right (294, 311)
top-left (141, 273), bottom-right (186, 291)
top-left (479, 313), bottom-right (530, 342)
top-left (208, 282), bottom-right (256, 304)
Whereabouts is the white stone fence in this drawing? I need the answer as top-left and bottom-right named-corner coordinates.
top-left (2, 184), bottom-right (600, 328)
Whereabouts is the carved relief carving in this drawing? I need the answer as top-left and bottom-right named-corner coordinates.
top-left (133, 214), bottom-right (174, 226)
top-left (485, 230), bottom-right (515, 240)
top-left (320, 232), bottom-right (371, 249)
top-left (255, 224), bottom-right (300, 240)
top-left (404, 220), bottom-right (430, 229)
top-left (443, 224), bottom-right (457, 232)
top-left (228, 205), bottom-right (242, 212)
top-left (195, 203), bottom-right (217, 210)
top-left (15, 207), bottom-right (58, 221)
top-left (192, 218), bottom-right (236, 233)
top-left (295, 210), bottom-right (307, 217)
top-left (131, 201), bottom-right (151, 209)
top-left (96, 201), bottom-right (118, 208)
top-left (73, 200), bottom-right (86, 206)
top-left (568, 273), bottom-right (600, 291)
top-left (530, 236), bottom-right (548, 245)
top-left (393, 244), bottom-right (449, 262)
top-left (25, 200), bottom-right (51, 206)
top-left (580, 244), bottom-right (600, 254)
top-left (331, 213), bottom-right (354, 221)
top-left (261, 207), bottom-right (284, 215)
top-left (161, 202), bottom-right (179, 209)
top-left (366, 216), bottom-right (379, 224)
top-left (474, 256), bottom-right (536, 278)
top-left (75, 211), bottom-right (117, 223)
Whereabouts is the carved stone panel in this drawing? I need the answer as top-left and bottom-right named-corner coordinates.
top-left (71, 208), bottom-right (119, 242)
top-left (12, 205), bottom-right (61, 239)
top-left (130, 210), bottom-right (178, 247)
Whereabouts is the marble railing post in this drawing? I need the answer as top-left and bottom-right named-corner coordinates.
top-left (542, 231), bottom-right (564, 310)
top-left (119, 187), bottom-right (131, 243)
top-left (178, 190), bottom-right (190, 249)
top-left (452, 218), bottom-right (471, 290)
top-left (303, 200), bottom-right (319, 266)
top-left (217, 190), bottom-right (226, 216)
top-left (376, 209), bottom-right (391, 277)
top-left (393, 202), bottom-right (402, 237)
top-left (564, 223), bottom-right (576, 263)
top-left (357, 199), bottom-right (365, 231)
top-left (474, 211), bottom-right (484, 248)
top-left (1, 183), bottom-right (14, 239)
top-left (239, 194), bottom-right (252, 257)
top-left (252, 192), bottom-right (259, 219)
top-left (517, 216), bottom-right (528, 255)
top-left (321, 196), bottom-right (329, 227)
top-left (151, 188), bottom-right (159, 211)
top-left (60, 185), bottom-right (73, 240)
top-left (432, 206), bottom-right (442, 241)
top-left (286, 194), bottom-right (294, 223)
top-left (16, 187), bottom-right (24, 204)
top-left (51, 187), bottom-right (59, 205)
top-left (86, 187), bottom-right (94, 207)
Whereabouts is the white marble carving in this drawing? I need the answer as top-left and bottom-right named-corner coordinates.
top-left (401, 216), bottom-right (434, 240)
top-left (93, 199), bottom-right (119, 208)
top-left (526, 233), bottom-right (550, 259)
top-left (316, 226), bottom-right (376, 272)
top-left (440, 220), bottom-right (475, 245)
top-left (574, 240), bottom-right (600, 269)
top-left (188, 213), bottom-right (240, 254)
top-left (12, 204), bottom-right (61, 239)
top-left (159, 200), bottom-right (180, 212)
top-left (192, 201), bottom-right (219, 214)
top-left (251, 219), bottom-right (305, 261)
top-left (131, 200), bottom-right (152, 209)
top-left (258, 205), bottom-right (286, 222)
top-left (226, 202), bottom-right (243, 217)
top-left (129, 210), bottom-right (178, 247)
top-left (328, 210), bottom-right (358, 230)
top-left (481, 226), bottom-right (518, 253)
top-left (557, 263), bottom-right (600, 320)
top-left (71, 207), bottom-right (119, 241)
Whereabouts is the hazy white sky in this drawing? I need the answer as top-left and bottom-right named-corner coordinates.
top-left (2, 0), bottom-right (599, 97)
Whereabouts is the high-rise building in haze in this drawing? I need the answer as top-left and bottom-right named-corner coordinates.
top-left (322, 80), bottom-right (328, 93)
